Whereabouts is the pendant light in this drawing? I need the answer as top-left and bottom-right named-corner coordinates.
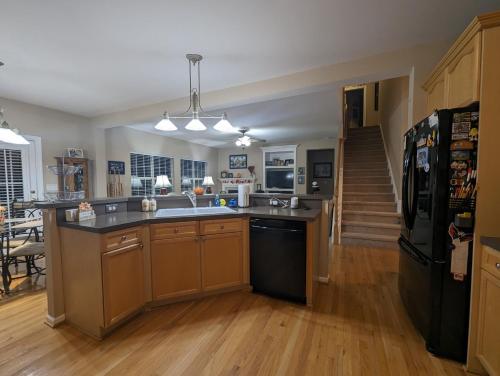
top-left (156, 54), bottom-right (234, 132)
top-left (0, 108), bottom-right (30, 145)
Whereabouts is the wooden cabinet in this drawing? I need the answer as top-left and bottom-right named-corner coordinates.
top-left (423, 28), bottom-right (481, 112)
top-left (476, 268), bottom-right (500, 376)
top-left (151, 221), bottom-right (199, 240)
top-left (426, 71), bottom-right (446, 114)
top-left (445, 33), bottom-right (481, 108)
top-left (201, 232), bottom-right (243, 291)
top-left (102, 243), bottom-right (145, 327)
top-left (151, 237), bottom-right (201, 300)
top-left (200, 218), bottom-right (242, 235)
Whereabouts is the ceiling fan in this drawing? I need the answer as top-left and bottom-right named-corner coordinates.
top-left (234, 128), bottom-right (265, 148)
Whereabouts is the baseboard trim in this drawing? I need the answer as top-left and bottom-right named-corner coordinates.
top-left (45, 314), bottom-right (65, 328)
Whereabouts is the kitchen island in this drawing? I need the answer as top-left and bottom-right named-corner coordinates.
top-left (38, 195), bottom-right (327, 339)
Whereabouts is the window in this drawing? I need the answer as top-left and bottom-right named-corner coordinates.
top-left (0, 148), bottom-right (25, 209)
top-left (130, 153), bottom-right (173, 196)
top-left (180, 159), bottom-right (207, 191)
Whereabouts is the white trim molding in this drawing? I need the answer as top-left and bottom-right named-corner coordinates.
top-left (45, 313), bottom-right (66, 328)
top-left (378, 125), bottom-right (400, 213)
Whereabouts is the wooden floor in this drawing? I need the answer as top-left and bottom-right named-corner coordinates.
top-left (0, 245), bottom-right (466, 375)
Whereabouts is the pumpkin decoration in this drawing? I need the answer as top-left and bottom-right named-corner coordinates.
top-left (193, 186), bottom-right (205, 195)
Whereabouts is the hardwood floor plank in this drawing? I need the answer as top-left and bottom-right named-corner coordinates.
top-left (0, 245), bottom-right (467, 375)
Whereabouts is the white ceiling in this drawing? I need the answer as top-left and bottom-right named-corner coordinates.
top-left (129, 89), bottom-right (340, 147)
top-left (1, 0), bottom-right (499, 117)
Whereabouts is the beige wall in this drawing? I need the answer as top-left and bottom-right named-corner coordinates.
top-left (105, 127), bottom-right (219, 195)
top-left (379, 76), bottom-right (410, 201)
top-left (218, 138), bottom-right (337, 195)
top-left (364, 82), bottom-right (380, 126)
top-left (0, 96), bottom-right (92, 193)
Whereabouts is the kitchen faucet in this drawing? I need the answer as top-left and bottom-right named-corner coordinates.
top-left (182, 191), bottom-right (197, 208)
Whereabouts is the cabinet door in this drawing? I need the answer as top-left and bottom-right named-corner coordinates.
top-left (102, 243), bottom-right (145, 327)
top-left (426, 71), bottom-right (446, 114)
top-left (477, 269), bottom-right (500, 376)
top-left (151, 237), bottom-right (201, 300)
top-left (201, 232), bottom-right (243, 291)
top-left (445, 33), bottom-right (481, 108)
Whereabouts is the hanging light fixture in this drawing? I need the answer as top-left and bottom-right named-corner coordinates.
top-left (235, 128), bottom-right (255, 148)
top-left (155, 54), bottom-right (235, 132)
top-left (0, 108), bottom-right (29, 145)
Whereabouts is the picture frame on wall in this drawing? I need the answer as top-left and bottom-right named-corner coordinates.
top-left (229, 154), bottom-right (247, 169)
top-left (298, 167), bottom-right (305, 175)
top-left (65, 148), bottom-right (84, 158)
top-left (298, 175), bottom-right (305, 184)
top-left (313, 162), bottom-right (332, 178)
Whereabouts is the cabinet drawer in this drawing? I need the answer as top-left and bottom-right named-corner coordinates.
top-left (482, 245), bottom-right (500, 279)
top-left (151, 221), bottom-right (199, 240)
top-left (200, 218), bottom-right (242, 235)
top-left (104, 227), bottom-right (142, 252)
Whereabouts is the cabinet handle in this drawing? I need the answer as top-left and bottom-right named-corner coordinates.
top-left (121, 235), bottom-right (127, 241)
top-left (220, 225), bottom-right (225, 229)
top-left (496, 262), bottom-right (500, 269)
top-left (174, 228), bottom-right (179, 233)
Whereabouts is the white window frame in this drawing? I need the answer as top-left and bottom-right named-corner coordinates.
top-left (130, 152), bottom-right (174, 196)
top-left (180, 159), bottom-right (207, 191)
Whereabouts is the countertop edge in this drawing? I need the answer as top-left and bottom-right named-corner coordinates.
top-left (480, 236), bottom-right (500, 252)
top-left (58, 209), bottom-right (321, 234)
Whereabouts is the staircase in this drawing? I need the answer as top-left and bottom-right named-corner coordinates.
top-left (341, 126), bottom-right (400, 249)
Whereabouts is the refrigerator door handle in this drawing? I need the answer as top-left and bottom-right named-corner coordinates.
top-left (402, 142), bottom-right (415, 230)
top-left (398, 237), bottom-right (428, 266)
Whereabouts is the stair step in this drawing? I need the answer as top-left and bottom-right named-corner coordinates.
top-left (344, 147), bottom-right (384, 153)
top-left (342, 210), bottom-right (401, 224)
top-left (345, 138), bottom-right (383, 146)
top-left (342, 192), bottom-right (395, 202)
top-left (343, 176), bottom-right (391, 185)
top-left (341, 232), bottom-right (399, 249)
top-left (344, 162), bottom-right (387, 170)
top-left (343, 200), bottom-right (396, 212)
top-left (342, 220), bottom-right (401, 236)
top-left (343, 184), bottom-right (393, 193)
top-left (344, 156), bottom-right (387, 163)
top-left (343, 168), bottom-right (388, 177)
top-left (347, 126), bottom-right (381, 134)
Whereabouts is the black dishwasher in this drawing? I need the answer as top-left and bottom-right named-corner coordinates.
top-left (250, 218), bottom-right (306, 304)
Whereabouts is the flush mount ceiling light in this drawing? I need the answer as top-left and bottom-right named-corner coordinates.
top-left (155, 54), bottom-right (235, 133)
top-left (0, 108), bottom-right (30, 145)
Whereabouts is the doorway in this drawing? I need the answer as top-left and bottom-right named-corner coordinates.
top-left (307, 149), bottom-right (335, 196)
top-left (344, 88), bottom-right (364, 128)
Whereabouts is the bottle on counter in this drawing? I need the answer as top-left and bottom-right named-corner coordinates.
top-left (149, 196), bottom-right (157, 212)
top-left (214, 194), bottom-right (220, 207)
top-left (142, 196), bottom-right (150, 212)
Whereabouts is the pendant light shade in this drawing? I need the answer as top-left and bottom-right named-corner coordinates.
top-left (155, 112), bottom-right (177, 131)
top-left (185, 116), bottom-right (207, 131)
top-left (214, 113), bottom-right (235, 133)
top-left (0, 108), bottom-right (30, 145)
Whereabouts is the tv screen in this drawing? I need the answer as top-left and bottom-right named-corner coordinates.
top-left (266, 169), bottom-right (294, 189)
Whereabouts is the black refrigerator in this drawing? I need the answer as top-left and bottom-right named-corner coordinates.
top-left (398, 102), bottom-right (479, 362)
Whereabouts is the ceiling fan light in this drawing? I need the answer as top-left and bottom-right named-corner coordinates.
top-left (185, 117), bottom-right (207, 131)
top-left (155, 113), bottom-right (177, 131)
top-left (213, 113), bottom-right (235, 133)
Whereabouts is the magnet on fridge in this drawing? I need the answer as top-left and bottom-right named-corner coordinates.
top-left (424, 163), bottom-right (430, 172)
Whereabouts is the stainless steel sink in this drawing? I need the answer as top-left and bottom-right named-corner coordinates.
top-left (155, 206), bottom-right (236, 218)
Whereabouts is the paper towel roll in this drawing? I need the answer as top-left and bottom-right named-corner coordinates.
top-left (238, 184), bottom-right (250, 208)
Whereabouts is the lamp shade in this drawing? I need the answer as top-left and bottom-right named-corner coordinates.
top-left (185, 118), bottom-right (207, 131)
top-left (213, 113), bottom-right (235, 133)
top-left (155, 113), bottom-right (177, 131)
top-left (0, 128), bottom-right (30, 145)
top-left (202, 176), bottom-right (215, 186)
top-left (131, 176), bottom-right (143, 188)
top-left (155, 175), bottom-right (172, 188)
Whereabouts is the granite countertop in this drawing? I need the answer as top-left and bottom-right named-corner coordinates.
top-left (480, 236), bottom-right (500, 252)
top-left (35, 193), bottom-right (332, 209)
top-left (59, 206), bottom-right (321, 233)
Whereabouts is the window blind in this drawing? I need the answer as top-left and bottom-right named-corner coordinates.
top-left (180, 159), bottom-right (207, 191)
top-left (0, 149), bottom-right (24, 207)
top-left (130, 153), bottom-right (173, 196)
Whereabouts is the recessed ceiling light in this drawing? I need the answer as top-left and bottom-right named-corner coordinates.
top-left (0, 61), bottom-right (4, 67)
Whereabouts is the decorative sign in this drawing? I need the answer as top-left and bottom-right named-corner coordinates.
top-left (108, 160), bottom-right (125, 175)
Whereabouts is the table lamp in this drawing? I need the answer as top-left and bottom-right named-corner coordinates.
top-left (155, 175), bottom-right (172, 195)
top-left (202, 176), bottom-right (215, 194)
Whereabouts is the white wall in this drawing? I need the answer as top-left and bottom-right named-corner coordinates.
top-left (0, 96), bottom-right (92, 194)
top-left (218, 138), bottom-right (337, 195)
top-left (105, 127), bottom-right (219, 195)
top-left (379, 76), bottom-right (410, 199)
